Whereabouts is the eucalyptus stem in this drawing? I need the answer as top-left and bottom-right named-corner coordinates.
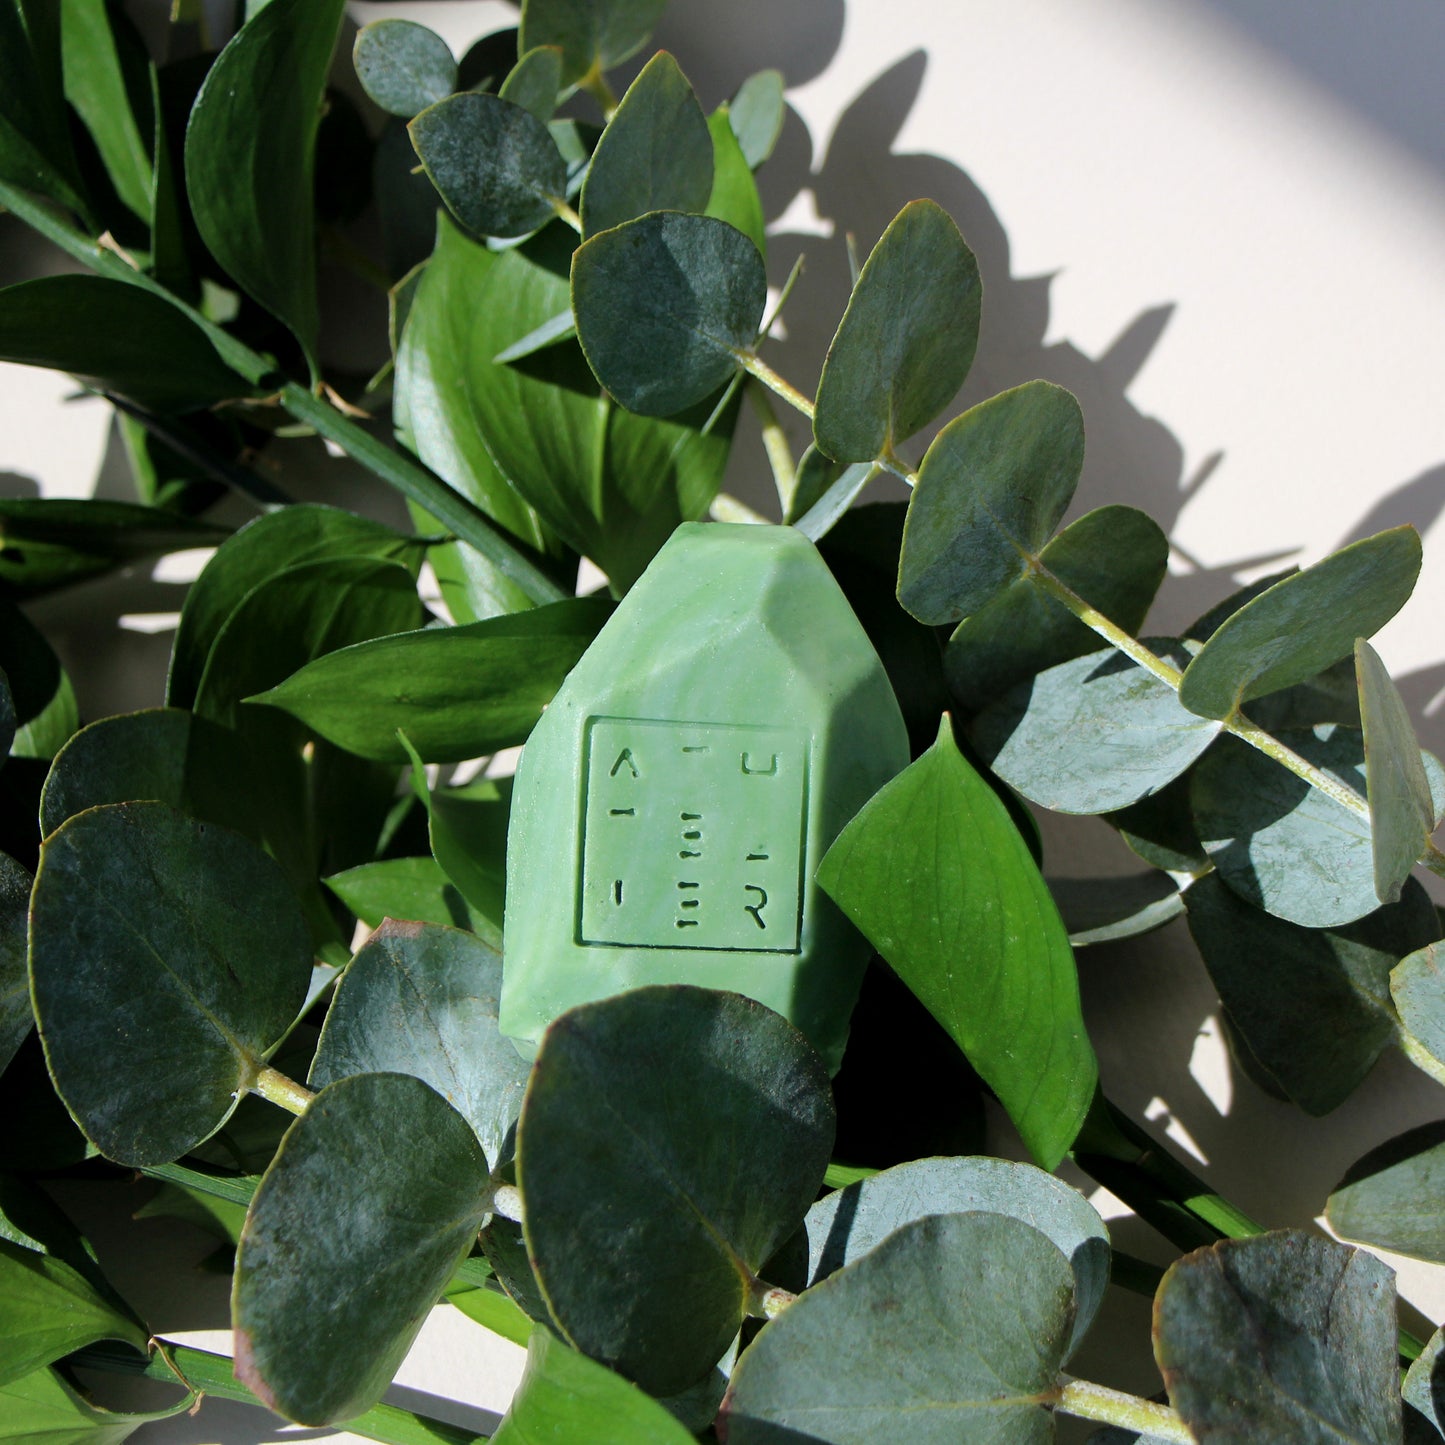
top-left (736, 351), bottom-right (815, 420)
top-left (1053, 1377), bottom-right (1193, 1442)
top-left (552, 200), bottom-right (583, 234)
top-left (249, 1065), bottom-right (314, 1115)
top-left (747, 379), bottom-right (797, 514)
top-left (579, 65), bottom-right (619, 119)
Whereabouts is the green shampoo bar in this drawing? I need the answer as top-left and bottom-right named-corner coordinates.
top-left (500, 523), bottom-right (909, 1073)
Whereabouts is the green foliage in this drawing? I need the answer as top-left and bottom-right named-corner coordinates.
top-left (354, 20), bottom-right (458, 120)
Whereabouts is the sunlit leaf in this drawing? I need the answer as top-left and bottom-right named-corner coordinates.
top-left (324, 856), bottom-right (476, 933)
top-left (727, 70), bottom-right (785, 169)
top-left (705, 107), bottom-right (765, 253)
top-left (0, 1362), bottom-right (192, 1443)
top-left (1328, 1122), bottom-right (1445, 1264)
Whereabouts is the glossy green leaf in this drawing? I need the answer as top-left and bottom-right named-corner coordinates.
top-left (0, 276), bottom-right (248, 413)
top-left (722, 1213), bottom-right (1075, 1445)
top-left (572, 211), bottom-right (766, 417)
top-left (500, 47), bottom-right (564, 123)
top-left (324, 856), bottom-right (476, 933)
top-left (518, 0), bottom-right (666, 86)
top-left (491, 1329), bottom-right (694, 1444)
top-left (1393, 941), bottom-right (1445, 1072)
top-left (1178, 528), bottom-right (1422, 720)
top-left (1328, 1122), bottom-right (1445, 1263)
top-left (898, 381), bottom-right (1085, 624)
top-left (490, 307), bottom-right (576, 366)
top-left (0, 1240), bottom-right (147, 1387)
top-left (1153, 1231), bottom-right (1400, 1443)
top-left (580, 53), bottom-right (712, 237)
top-left (798, 1156), bottom-right (1108, 1355)
top-left (728, 70), bottom-right (785, 169)
top-left (311, 919), bottom-right (529, 1169)
top-left (946, 506), bottom-right (1168, 714)
top-left (817, 718), bottom-right (1096, 1169)
top-left (409, 92), bottom-right (567, 240)
top-left (814, 201), bottom-right (981, 463)
top-left (250, 597), bottom-right (609, 763)
top-left (1357, 638), bottom-right (1433, 903)
top-left (0, 1362), bottom-right (192, 1443)
top-left (354, 19), bottom-right (456, 119)
top-left (704, 107), bottom-right (765, 254)
top-left (185, 0), bottom-right (344, 370)
top-left (1051, 871), bottom-right (1185, 947)
top-left (1404, 1328), bottom-right (1445, 1442)
top-left (0, 596), bottom-right (60, 735)
top-left (30, 802), bottom-right (312, 1165)
top-left (1184, 872), bottom-right (1437, 1114)
top-left (519, 986), bottom-right (834, 1395)
top-left (1192, 725), bottom-right (1395, 928)
top-left (145, 59), bottom-right (191, 297)
top-left (448, 1279), bottom-right (534, 1347)
top-left (974, 641), bottom-right (1219, 814)
top-left (169, 504), bottom-right (421, 710)
top-left (234, 1072), bottom-right (491, 1425)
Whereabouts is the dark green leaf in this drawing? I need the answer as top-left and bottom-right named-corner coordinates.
top-left (898, 381), bottom-right (1085, 624)
top-left (448, 1280), bottom-right (535, 1347)
top-left (790, 459), bottom-right (874, 542)
top-left (481, 1215), bottom-right (553, 1329)
top-left (817, 718), bottom-right (1097, 1170)
top-left (1184, 872), bottom-right (1437, 1114)
top-left (11, 673), bottom-right (76, 763)
top-left (30, 802), bottom-right (313, 1165)
top-left (0, 276), bottom-right (248, 413)
top-left (234, 1072), bottom-right (491, 1425)
top-left (946, 506), bottom-right (1168, 714)
top-left (0, 671), bottom-right (12, 760)
top-left (572, 211), bottom-right (766, 416)
top-left (722, 1213), bottom-right (1075, 1445)
top-left (974, 641), bottom-right (1219, 814)
top-left (410, 92), bottom-right (567, 240)
top-left (353, 19), bottom-right (457, 119)
top-left (1357, 638), bottom-right (1433, 903)
top-left (0, 854), bottom-right (29, 1075)
top-left (1107, 772), bottom-right (1208, 874)
top-left (728, 70), bottom-right (785, 169)
top-left (518, 0), bottom-right (666, 86)
top-left (500, 46), bottom-right (564, 122)
top-left (0, 1362), bottom-right (192, 1442)
top-left (519, 986), bottom-right (834, 1395)
top-left (324, 856), bottom-right (476, 932)
top-left (1178, 528), bottom-right (1422, 720)
top-left (0, 596), bottom-right (60, 733)
top-left (705, 107), bottom-right (765, 254)
top-left (169, 504), bottom-right (421, 710)
top-left (580, 52), bottom-right (711, 237)
top-left (184, 0), bottom-right (344, 371)
top-left (1153, 1231), bottom-right (1400, 1443)
top-left (250, 597), bottom-right (609, 763)
top-left (376, 117), bottom-right (441, 278)
top-left (1051, 871), bottom-right (1185, 947)
top-left (491, 1328), bottom-right (695, 1444)
top-left (1393, 941), bottom-right (1445, 1071)
top-left (1328, 1122), bottom-right (1445, 1263)
top-left (1404, 1327), bottom-right (1445, 1439)
top-left (798, 1156), bottom-right (1108, 1354)
top-left (0, 0), bottom-right (87, 219)
top-left (311, 919), bottom-right (529, 1169)
top-left (814, 201), bottom-right (980, 463)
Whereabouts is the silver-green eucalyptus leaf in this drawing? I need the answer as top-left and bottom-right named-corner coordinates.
top-left (1328, 1121), bottom-right (1445, 1264)
top-left (353, 19), bottom-right (456, 119)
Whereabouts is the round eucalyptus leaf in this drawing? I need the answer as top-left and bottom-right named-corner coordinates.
top-left (1328, 1121), bottom-right (1445, 1263)
top-left (519, 985), bottom-right (834, 1396)
top-left (974, 640), bottom-right (1219, 815)
top-left (798, 1156), bottom-right (1109, 1355)
top-left (571, 211), bottom-right (766, 417)
top-left (721, 1213), bottom-right (1076, 1445)
top-left (353, 20), bottom-right (456, 119)
top-left (0, 851), bottom-right (32, 1078)
top-left (234, 1072), bottom-right (491, 1425)
top-left (1153, 1231), bottom-right (1401, 1444)
top-left (310, 919), bottom-right (530, 1171)
top-left (518, 0), bottom-right (666, 86)
top-left (1403, 1327), bottom-right (1445, 1439)
top-left (30, 802), bottom-right (312, 1166)
top-left (728, 70), bottom-right (785, 169)
top-left (814, 200), bottom-right (981, 463)
top-left (500, 45), bottom-right (564, 122)
top-left (1393, 941), bottom-right (1445, 1070)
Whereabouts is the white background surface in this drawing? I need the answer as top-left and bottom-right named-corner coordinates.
top-left (4, 0), bottom-right (1445, 1439)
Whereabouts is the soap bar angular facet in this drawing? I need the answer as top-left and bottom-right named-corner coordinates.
top-left (500, 523), bottom-right (909, 1072)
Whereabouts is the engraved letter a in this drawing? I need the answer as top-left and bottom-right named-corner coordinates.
top-left (610, 748), bottom-right (638, 778)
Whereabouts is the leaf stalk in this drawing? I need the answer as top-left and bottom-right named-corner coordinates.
top-left (1053, 1377), bottom-right (1193, 1442)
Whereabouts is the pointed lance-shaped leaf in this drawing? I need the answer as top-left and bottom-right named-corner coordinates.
top-left (814, 201), bottom-right (982, 464)
top-left (817, 717), bottom-right (1097, 1169)
top-left (898, 381), bottom-right (1085, 625)
top-left (518, 0), bottom-right (667, 87)
top-left (1177, 527), bottom-right (1422, 720)
top-left (705, 106), bottom-right (766, 256)
top-left (353, 19), bottom-right (456, 120)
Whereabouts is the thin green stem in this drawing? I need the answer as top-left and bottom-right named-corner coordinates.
top-left (578, 65), bottom-right (619, 119)
top-left (746, 380), bottom-right (797, 514)
top-left (552, 199), bottom-right (583, 234)
top-left (1402, 1032), bottom-right (1445, 1089)
top-left (736, 351), bottom-right (815, 421)
top-left (1054, 1378), bottom-right (1193, 1443)
top-left (249, 1065), bottom-right (314, 1116)
top-left (1225, 708), bottom-right (1371, 821)
top-left (745, 1278), bottom-right (797, 1320)
top-left (710, 492), bottom-right (772, 525)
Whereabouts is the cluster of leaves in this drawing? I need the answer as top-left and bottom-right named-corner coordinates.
top-left (2, 0), bottom-right (1445, 1442)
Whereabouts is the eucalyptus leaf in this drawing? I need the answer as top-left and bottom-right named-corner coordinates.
top-left (324, 856), bottom-right (475, 933)
top-left (0, 596), bottom-right (60, 734)
top-left (817, 718), bottom-right (1097, 1170)
top-left (572, 210), bottom-right (766, 417)
top-left (1184, 872), bottom-right (1438, 1115)
top-left (721, 1213), bottom-right (1076, 1445)
top-left (409, 92), bottom-right (567, 240)
top-left (1404, 1327), bottom-right (1445, 1439)
top-left (234, 1072), bottom-right (492, 1425)
top-left (1051, 870), bottom-right (1186, 947)
top-left (728, 70), bottom-right (785, 169)
top-left (353, 19), bottom-right (457, 120)
top-left (518, 0), bottom-right (667, 86)
top-left (1327, 1122), bottom-right (1445, 1263)
top-left (705, 106), bottom-right (765, 254)
top-left (311, 919), bottom-right (529, 1170)
top-left (798, 1156), bottom-right (1108, 1354)
top-left (1177, 527), bottom-right (1422, 720)
top-left (248, 597), bottom-right (611, 763)
top-left (1393, 941), bottom-right (1445, 1072)
top-left (0, 853), bottom-right (31, 1077)
top-left (1153, 1230), bottom-right (1400, 1444)
top-left (897, 380), bottom-right (1085, 624)
top-left (790, 459), bottom-right (874, 542)
top-left (0, 1362), bottom-right (192, 1443)
top-left (580, 52), bottom-right (712, 237)
top-left (500, 46), bottom-right (564, 122)
top-left (448, 1280), bottom-right (534, 1347)
top-left (519, 985), bottom-right (834, 1395)
top-left (1107, 772), bottom-right (1208, 874)
top-left (30, 802), bottom-right (313, 1165)
top-left (0, 276), bottom-right (248, 413)
top-left (814, 201), bottom-right (981, 463)
top-left (946, 506), bottom-right (1168, 715)
top-left (184, 0), bottom-right (346, 370)
top-left (974, 641), bottom-right (1219, 815)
